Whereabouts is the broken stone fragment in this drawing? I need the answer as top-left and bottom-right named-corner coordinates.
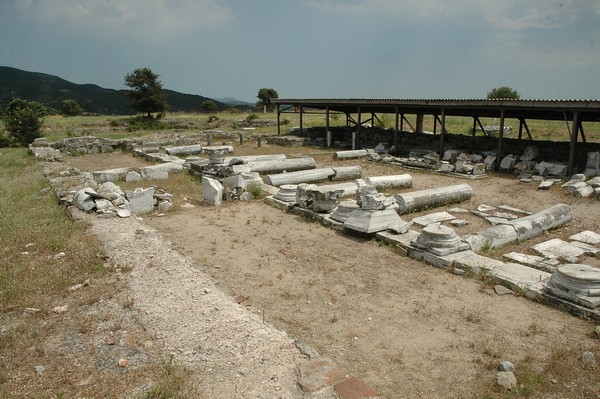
top-left (296, 183), bottom-right (317, 209)
top-left (330, 200), bottom-right (360, 223)
top-left (471, 163), bottom-right (486, 175)
top-left (358, 193), bottom-right (393, 211)
top-left (125, 171), bottom-right (142, 182)
top-left (126, 187), bottom-right (156, 214)
top-left (73, 188), bottom-right (97, 212)
top-left (499, 155), bottom-right (517, 172)
top-left (538, 180), bottom-right (554, 190)
top-left (94, 199), bottom-right (112, 211)
top-left (496, 371), bottom-right (517, 391)
top-left (308, 186), bottom-right (345, 212)
top-left (574, 185), bottom-right (594, 198)
top-left (388, 220), bottom-right (413, 234)
top-left (201, 176), bottom-right (223, 206)
top-left (343, 208), bottom-right (402, 234)
top-left (158, 201), bottom-right (172, 212)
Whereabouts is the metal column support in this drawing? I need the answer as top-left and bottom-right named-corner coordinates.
top-left (299, 106), bottom-right (303, 135)
top-left (326, 106), bottom-right (331, 147)
top-left (439, 109), bottom-right (446, 155)
top-left (496, 109), bottom-right (506, 169)
top-left (472, 118), bottom-right (477, 137)
top-left (356, 106), bottom-right (362, 149)
top-left (277, 105), bottom-right (281, 135)
top-left (394, 107), bottom-right (399, 156)
top-left (568, 112), bottom-right (580, 176)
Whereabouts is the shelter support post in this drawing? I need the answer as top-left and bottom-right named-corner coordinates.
top-left (496, 109), bottom-right (505, 169)
top-left (439, 109), bottom-right (446, 155)
top-left (277, 105), bottom-right (281, 135)
top-left (357, 106), bottom-right (361, 149)
top-left (394, 107), bottom-right (399, 156)
top-left (299, 106), bottom-right (303, 135)
top-left (326, 106), bottom-right (331, 147)
top-left (568, 112), bottom-right (579, 176)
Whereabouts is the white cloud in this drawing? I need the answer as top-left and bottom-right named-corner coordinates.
top-left (14, 0), bottom-right (233, 38)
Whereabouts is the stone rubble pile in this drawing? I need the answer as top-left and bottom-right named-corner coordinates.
top-left (63, 180), bottom-right (173, 218)
top-left (363, 146), bottom-right (600, 183)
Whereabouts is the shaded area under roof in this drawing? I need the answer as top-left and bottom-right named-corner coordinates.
top-left (271, 98), bottom-right (600, 175)
top-left (272, 98), bottom-right (600, 121)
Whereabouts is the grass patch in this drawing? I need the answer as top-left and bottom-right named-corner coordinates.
top-left (0, 148), bottom-right (104, 309)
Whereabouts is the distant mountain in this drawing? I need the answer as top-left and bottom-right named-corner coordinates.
top-left (214, 97), bottom-right (255, 107)
top-left (0, 66), bottom-right (236, 115)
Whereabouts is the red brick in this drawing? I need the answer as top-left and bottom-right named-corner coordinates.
top-left (334, 376), bottom-right (379, 399)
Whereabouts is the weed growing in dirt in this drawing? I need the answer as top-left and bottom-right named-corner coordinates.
top-left (144, 355), bottom-right (193, 399)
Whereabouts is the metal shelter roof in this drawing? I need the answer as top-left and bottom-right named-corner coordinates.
top-left (271, 98), bottom-right (600, 175)
top-left (272, 98), bottom-right (600, 121)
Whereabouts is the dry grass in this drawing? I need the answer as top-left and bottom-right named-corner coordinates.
top-left (0, 148), bottom-right (201, 398)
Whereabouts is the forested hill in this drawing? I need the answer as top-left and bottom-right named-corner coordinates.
top-left (0, 66), bottom-right (231, 115)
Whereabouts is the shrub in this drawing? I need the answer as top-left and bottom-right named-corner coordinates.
top-left (1, 99), bottom-right (46, 146)
top-left (61, 99), bottom-right (84, 117)
top-left (246, 113), bottom-right (258, 121)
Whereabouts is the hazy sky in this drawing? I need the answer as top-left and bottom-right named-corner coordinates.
top-left (1, 0), bottom-right (599, 102)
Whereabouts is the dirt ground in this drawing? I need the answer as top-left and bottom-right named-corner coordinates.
top-left (64, 148), bottom-right (600, 398)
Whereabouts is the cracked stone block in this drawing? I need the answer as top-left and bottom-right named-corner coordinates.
top-left (126, 187), bottom-right (156, 214)
top-left (411, 211), bottom-right (456, 227)
top-left (533, 238), bottom-right (588, 263)
top-left (569, 231), bottom-right (600, 246)
top-left (499, 155), bottom-right (516, 171)
top-left (344, 208), bottom-right (402, 234)
top-left (330, 200), bottom-right (360, 223)
top-left (201, 176), bottom-right (223, 206)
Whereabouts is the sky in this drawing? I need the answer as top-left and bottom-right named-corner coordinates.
top-left (1, 0), bottom-right (599, 102)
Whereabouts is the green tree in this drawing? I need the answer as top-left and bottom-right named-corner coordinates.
top-left (124, 67), bottom-right (167, 118)
top-left (201, 100), bottom-right (217, 113)
top-left (61, 99), bottom-right (84, 117)
top-left (487, 86), bottom-right (520, 100)
top-left (256, 88), bottom-right (279, 112)
top-left (0, 99), bottom-right (46, 146)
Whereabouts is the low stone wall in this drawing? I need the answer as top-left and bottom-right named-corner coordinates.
top-left (298, 127), bottom-right (600, 171)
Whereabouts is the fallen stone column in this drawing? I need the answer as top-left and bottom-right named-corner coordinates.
top-left (365, 174), bottom-right (413, 189)
top-left (165, 144), bottom-right (203, 156)
top-left (224, 154), bottom-right (287, 164)
top-left (394, 183), bottom-right (472, 214)
top-left (505, 203), bottom-right (573, 241)
top-left (463, 204), bottom-right (573, 253)
top-left (333, 149), bottom-right (371, 160)
top-left (264, 167), bottom-right (335, 186)
top-left (247, 158), bottom-right (317, 174)
top-left (462, 224), bottom-right (519, 253)
top-left (331, 165), bottom-right (362, 181)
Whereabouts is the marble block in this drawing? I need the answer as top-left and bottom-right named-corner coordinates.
top-left (343, 208), bottom-right (402, 234)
